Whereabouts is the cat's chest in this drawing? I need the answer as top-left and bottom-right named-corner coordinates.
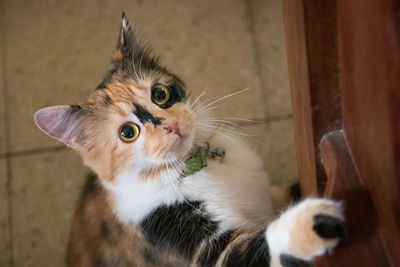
top-left (106, 174), bottom-right (183, 224)
top-left (107, 133), bottom-right (272, 230)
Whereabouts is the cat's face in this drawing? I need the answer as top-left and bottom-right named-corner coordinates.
top-left (34, 14), bottom-right (199, 182)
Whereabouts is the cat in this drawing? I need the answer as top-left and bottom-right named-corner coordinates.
top-left (34, 13), bottom-right (345, 267)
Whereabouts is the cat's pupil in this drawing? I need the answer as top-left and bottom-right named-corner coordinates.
top-left (154, 88), bottom-right (166, 100)
top-left (121, 125), bottom-right (135, 139)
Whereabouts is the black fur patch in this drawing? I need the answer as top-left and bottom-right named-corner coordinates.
top-left (198, 230), bottom-right (234, 267)
top-left (101, 222), bottom-right (110, 239)
top-left (313, 214), bottom-right (345, 239)
top-left (290, 182), bottom-right (301, 202)
top-left (133, 103), bottom-right (164, 126)
top-left (81, 174), bottom-right (102, 199)
top-left (153, 78), bottom-right (187, 109)
top-left (142, 247), bottom-right (157, 265)
top-left (94, 256), bottom-right (105, 267)
top-left (69, 104), bottom-right (81, 110)
top-left (225, 230), bottom-right (270, 267)
top-left (169, 78), bottom-right (186, 102)
top-left (280, 254), bottom-right (311, 267)
top-left (103, 95), bottom-right (113, 107)
top-left (140, 201), bottom-right (217, 259)
top-left (96, 68), bottom-right (117, 90)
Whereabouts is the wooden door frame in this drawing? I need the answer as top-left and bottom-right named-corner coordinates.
top-left (282, 0), bottom-right (400, 266)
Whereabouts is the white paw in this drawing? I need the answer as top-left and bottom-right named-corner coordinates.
top-left (266, 198), bottom-right (345, 262)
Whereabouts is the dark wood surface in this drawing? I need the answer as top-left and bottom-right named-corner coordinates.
top-left (282, 0), bottom-right (341, 196)
top-left (337, 1), bottom-right (400, 264)
top-left (282, 0), bottom-right (318, 195)
top-left (315, 131), bottom-right (390, 266)
top-left (282, 0), bottom-right (400, 266)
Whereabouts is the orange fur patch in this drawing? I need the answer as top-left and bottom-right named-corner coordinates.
top-left (113, 50), bottom-right (123, 62)
top-left (288, 206), bottom-right (339, 258)
top-left (76, 71), bottom-right (193, 183)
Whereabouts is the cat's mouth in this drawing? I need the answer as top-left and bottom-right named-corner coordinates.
top-left (163, 128), bottom-right (194, 159)
top-left (168, 131), bottom-right (190, 150)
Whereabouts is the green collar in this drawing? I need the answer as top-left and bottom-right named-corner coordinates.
top-left (181, 142), bottom-right (225, 177)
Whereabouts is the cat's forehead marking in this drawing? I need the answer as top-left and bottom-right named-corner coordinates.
top-left (133, 103), bottom-right (164, 126)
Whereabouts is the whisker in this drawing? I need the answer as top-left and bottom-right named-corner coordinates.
top-left (196, 122), bottom-right (266, 145)
top-left (211, 116), bottom-right (264, 123)
top-left (131, 54), bottom-right (141, 82)
top-left (200, 119), bottom-right (239, 126)
top-left (197, 122), bottom-right (256, 137)
top-left (192, 95), bottom-right (222, 113)
top-left (194, 88), bottom-right (250, 114)
top-left (144, 166), bottom-right (150, 178)
top-left (190, 86), bottom-right (209, 109)
top-left (195, 125), bottom-right (234, 141)
top-left (169, 154), bottom-right (185, 176)
top-left (165, 156), bottom-right (172, 180)
top-left (165, 155), bottom-right (202, 212)
top-left (194, 106), bottom-right (218, 115)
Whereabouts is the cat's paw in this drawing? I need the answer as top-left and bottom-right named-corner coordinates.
top-left (266, 198), bottom-right (344, 264)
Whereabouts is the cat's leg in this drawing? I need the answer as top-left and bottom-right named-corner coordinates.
top-left (212, 229), bottom-right (271, 267)
top-left (202, 198), bottom-right (343, 266)
top-left (266, 198), bottom-right (345, 266)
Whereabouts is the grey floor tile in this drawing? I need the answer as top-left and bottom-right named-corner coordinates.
top-left (5, 0), bottom-right (266, 152)
top-left (0, 159), bottom-right (10, 267)
top-left (249, 0), bottom-right (292, 117)
top-left (241, 120), bottom-right (298, 185)
top-left (0, 41), bottom-right (6, 154)
top-left (11, 151), bottom-right (87, 267)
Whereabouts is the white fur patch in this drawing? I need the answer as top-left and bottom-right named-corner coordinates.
top-left (107, 130), bottom-right (274, 230)
top-left (105, 167), bottom-right (182, 224)
top-left (266, 198), bottom-right (343, 261)
top-left (182, 132), bottom-right (274, 231)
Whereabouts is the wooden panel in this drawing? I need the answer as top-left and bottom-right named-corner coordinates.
top-left (314, 131), bottom-right (390, 266)
top-left (282, 0), bottom-right (317, 195)
top-left (302, 0), bottom-right (341, 195)
top-left (283, 0), bottom-right (399, 265)
top-left (282, 0), bottom-right (340, 195)
top-left (337, 1), bottom-right (400, 265)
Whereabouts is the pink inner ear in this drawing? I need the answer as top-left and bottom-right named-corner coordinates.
top-left (34, 105), bottom-right (84, 149)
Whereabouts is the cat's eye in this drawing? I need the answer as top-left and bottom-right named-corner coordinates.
top-left (119, 122), bottom-right (140, 143)
top-left (151, 84), bottom-right (170, 106)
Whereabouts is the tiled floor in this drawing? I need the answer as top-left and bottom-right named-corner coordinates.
top-left (0, 0), bottom-right (297, 266)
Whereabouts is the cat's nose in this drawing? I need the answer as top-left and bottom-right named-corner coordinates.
top-left (164, 122), bottom-right (181, 136)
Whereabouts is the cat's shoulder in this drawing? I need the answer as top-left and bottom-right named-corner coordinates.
top-left (81, 173), bottom-right (103, 199)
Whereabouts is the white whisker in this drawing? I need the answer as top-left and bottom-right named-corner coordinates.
top-left (200, 119), bottom-right (239, 126)
top-left (195, 122), bottom-right (266, 145)
top-left (195, 125), bottom-right (234, 141)
top-left (212, 116), bottom-right (264, 123)
top-left (194, 88), bottom-right (250, 115)
top-left (190, 86), bottom-right (209, 109)
top-left (138, 50), bottom-right (145, 81)
top-left (194, 105), bottom-right (218, 115)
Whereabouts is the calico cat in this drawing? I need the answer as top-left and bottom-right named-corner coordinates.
top-left (34, 13), bottom-right (345, 267)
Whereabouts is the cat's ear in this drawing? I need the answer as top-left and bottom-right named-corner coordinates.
top-left (117, 12), bottom-right (135, 51)
top-left (114, 12), bottom-right (144, 61)
top-left (34, 105), bottom-right (88, 150)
